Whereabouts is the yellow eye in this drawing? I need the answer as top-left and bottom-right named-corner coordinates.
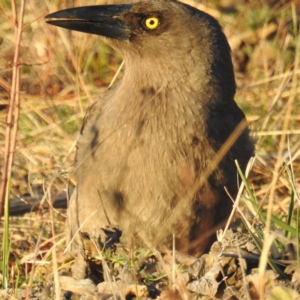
top-left (144, 17), bottom-right (160, 30)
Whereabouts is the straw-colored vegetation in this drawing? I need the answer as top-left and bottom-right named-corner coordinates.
top-left (0, 0), bottom-right (299, 299)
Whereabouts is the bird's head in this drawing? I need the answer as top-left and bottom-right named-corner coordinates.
top-left (46, 0), bottom-right (235, 99)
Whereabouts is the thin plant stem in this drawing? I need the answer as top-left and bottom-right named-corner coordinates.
top-left (0, 0), bottom-right (26, 215)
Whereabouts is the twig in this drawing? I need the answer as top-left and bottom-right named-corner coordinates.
top-left (0, 0), bottom-right (26, 215)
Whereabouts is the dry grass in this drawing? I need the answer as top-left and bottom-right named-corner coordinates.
top-left (0, 0), bottom-right (299, 299)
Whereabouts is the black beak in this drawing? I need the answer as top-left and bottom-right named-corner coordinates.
top-left (45, 4), bottom-right (133, 40)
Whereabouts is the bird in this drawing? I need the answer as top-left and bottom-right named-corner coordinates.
top-left (46, 0), bottom-right (254, 280)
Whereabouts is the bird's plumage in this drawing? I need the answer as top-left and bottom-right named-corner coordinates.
top-left (46, 0), bottom-right (254, 280)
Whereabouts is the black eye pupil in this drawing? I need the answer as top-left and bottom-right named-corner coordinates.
top-left (150, 20), bottom-right (154, 25)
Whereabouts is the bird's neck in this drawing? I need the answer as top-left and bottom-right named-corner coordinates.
top-left (121, 54), bottom-right (232, 112)
top-left (124, 54), bottom-right (204, 90)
